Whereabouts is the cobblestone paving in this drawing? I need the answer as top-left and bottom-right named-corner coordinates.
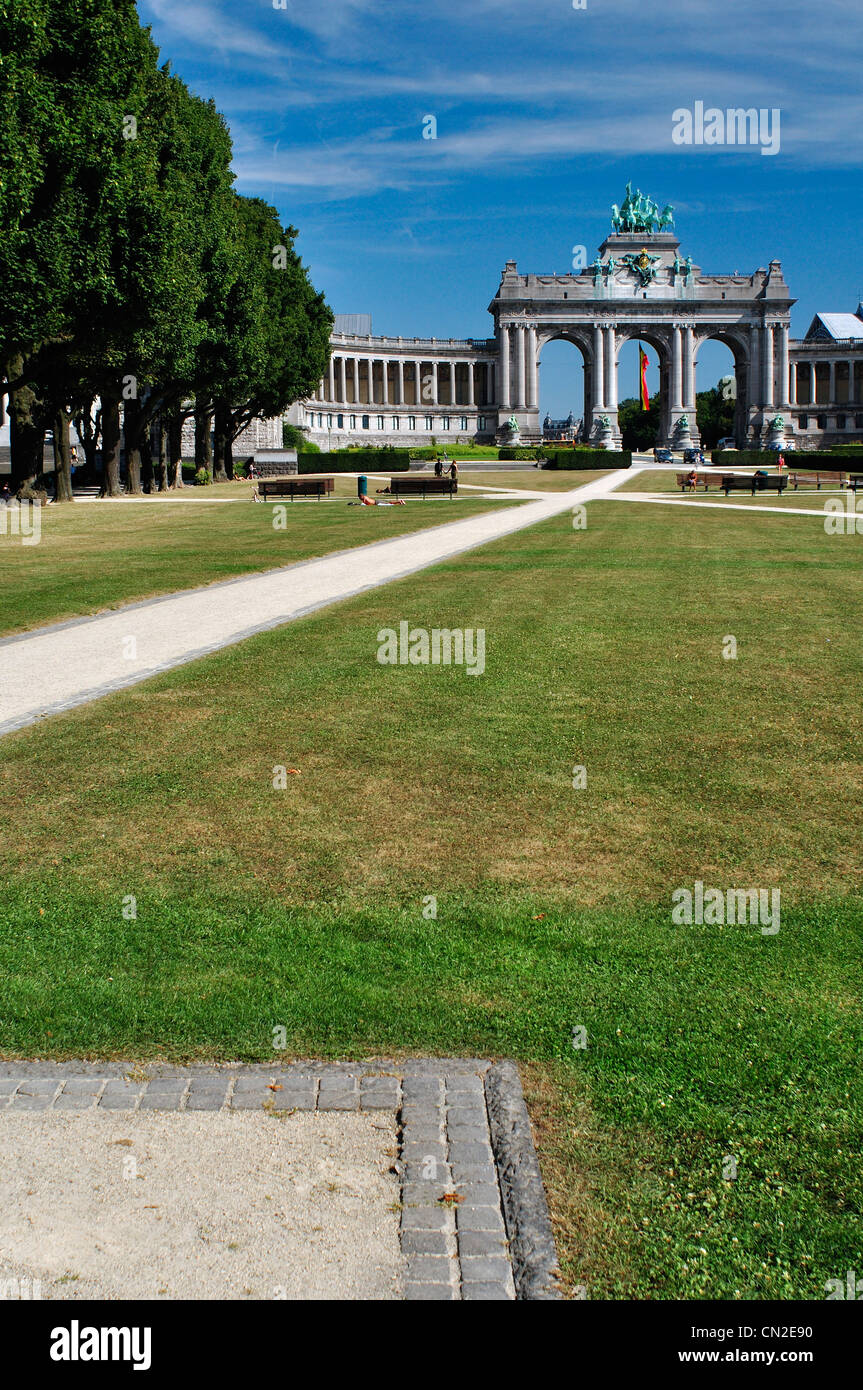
top-left (0, 1059), bottom-right (516, 1301)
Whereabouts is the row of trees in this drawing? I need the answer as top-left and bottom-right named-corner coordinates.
top-left (0, 0), bottom-right (333, 498)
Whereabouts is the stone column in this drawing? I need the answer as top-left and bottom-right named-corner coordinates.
top-left (500, 325), bottom-right (511, 409)
top-left (762, 325), bottom-right (775, 408)
top-left (604, 325), bottom-right (617, 409)
top-left (515, 326), bottom-right (526, 409)
top-left (352, 358), bottom-right (359, 406)
top-left (432, 361), bottom-right (439, 406)
top-left (683, 326), bottom-right (696, 410)
top-left (467, 361), bottom-right (475, 407)
top-left (829, 360), bottom-right (836, 404)
top-left (790, 362), bottom-right (797, 405)
top-left (328, 356), bottom-right (335, 402)
top-left (592, 324), bottom-right (605, 410)
top-left (528, 326), bottom-right (538, 409)
top-left (672, 325), bottom-right (683, 409)
top-left (414, 361), bottom-right (422, 408)
top-left (748, 327), bottom-right (761, 422)
top-left (398, 360), bottom-right (405, 406)
top-left (339, 357), bottom-right (347, 404)
top-left (777, 324), bottom-right (791, 407)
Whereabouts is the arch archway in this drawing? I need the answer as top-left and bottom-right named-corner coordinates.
top-left (615, 326), bottom-right (675, 446)
top-left (694, 330), bottom-right (750, 447)
top-left (537, 330), bottom-right (592, 441)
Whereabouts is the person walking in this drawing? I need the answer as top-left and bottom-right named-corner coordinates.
top-left (449, 459), bottom-right (459, 481)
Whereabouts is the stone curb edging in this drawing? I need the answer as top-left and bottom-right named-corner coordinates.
top-left (485, 1061), bottom-right (562, 1300)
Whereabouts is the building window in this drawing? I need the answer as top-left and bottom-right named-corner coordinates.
top-left (350, 415), bottom-right (357, 430)
top-left (442, 417), bottom-right (451, 430)
top-left (317, 413), bottom-right (323, 428)
top-left (362, 415), bottom-right (370, 430)
top-left (425, 416), bottom-right (433, 430)
top-left (392, 417), bottom-right (399, 430)
top-left (478, 416), bottom-right (487, 431)
top-left (377, 415), bottom-right (384, 430)
top-left (837, 414), bottom-right (847, 429)
top-left (327, 414), bottom-right (333, 428)
top-left (460, 417), bottom-right (468, 431)
top-left (409, 416), bottom-right (416, 430)
top-left (337, 414), bottom-right (344, 429)
top-left (798, 414), bottom-right (808, 429)
top-left (816, 414), bottom-right (827, 429)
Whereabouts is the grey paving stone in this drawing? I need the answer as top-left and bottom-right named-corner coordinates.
top-left (271, 1090), bottom-right (316, 1111)
top-left (97, 1094), bottom-right (140, 1111)
top-left (139, 1091), bottom-right (184, 1111)
top-left (229, 1092), bottom-right (270, 1110)
top-left (59, 1078), bottom-right (106, 1094)
top-left (52, 1093), bottom-right (98, 1111)
top-left (404, 1255), bottom-right (456, 1284)
top-left (400, 1230), bottom-right (452, 1256)
top-left (400, 1206), bottom-right (452, 1233)
top-left (232, 1075), bottom-right (288, 1092)
top-left (458, 1230), bottom-right (509, 1258)
top-left (13, 1079), bottom-right (60, 1095)
top-left (446, 1078), bottom-right (485, 1097)
top-left (456, 1205), bottom-right (507, 1234)
top-left (400, 1182), bottom-right (456, 1207)
top-left (403, 1140), bottom-right (447, 1163)
top-left (451, 1162), bottom-right (497, 1186)
top-left (0, 1081), bottom-right (20, 1095)
top-left (460, 1256), bottom-right (513, 1284)
top-left (316, 1092), bottom-right (359, 1111)
top-left (401, 1161), bottom-right (452, 1185)
top-left (404, 1282), bottom-right (457, 1301)
top-left (359, 1080), bottom-right (400, 1109)
top-left (184, 1091), bottom-right (226, 1111)
top-left (9, 1094), bottom-right (56, 1110)
top-left (456, 1183), bottom-right (502, 1209)
top-left (140, 1079), bottom-right (187, 1093)
top-left (461, 1282), bottom-right (513, 1301)
top-left (186, 1079), bottom-right (229, 1094)
top-left (446, 1124), bottom-right (490, 1144)
top-left (448, 1140), bottom-right (494, 1165)
top-left (447, 1104), bottom-right (488, 1126)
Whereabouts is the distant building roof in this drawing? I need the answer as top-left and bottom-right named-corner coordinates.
top-left (333, 314), bottom-right (372, 336)
top-left (804, 311), bottom-right (863, 341)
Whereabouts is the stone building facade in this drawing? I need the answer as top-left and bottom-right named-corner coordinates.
top-left (288, 219), bottom-right (863, 452)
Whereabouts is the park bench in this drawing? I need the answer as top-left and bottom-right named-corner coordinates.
top-left (676, 473), bottom-right (711, 492)
top-left (390, 475), bottom-right (457, 498)
top-left (788, 470), bottom-right (847, 489)
top-left (722, 474), bottom-right (788, 497)
top-left (847, 475), bottom-right (863, 493)
top-left (257, 476), bottom-right (334, 501)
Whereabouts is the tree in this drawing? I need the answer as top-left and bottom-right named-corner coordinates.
top-left (619, 394), bottom-right (661, 451)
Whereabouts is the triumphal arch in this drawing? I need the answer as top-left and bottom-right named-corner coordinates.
top-left (489, 185), bottom-right (795, 447)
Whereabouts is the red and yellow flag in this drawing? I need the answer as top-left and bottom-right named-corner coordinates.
top-left (639, 345), bottom-right (650, 411)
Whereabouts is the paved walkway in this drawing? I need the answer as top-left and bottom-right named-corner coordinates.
top-left (0, 1059), bottom-right (559, 1301)
top-left (0, 466), bottom-right (637, 736)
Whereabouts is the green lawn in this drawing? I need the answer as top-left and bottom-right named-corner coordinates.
top-left (0, 489), bottom-right (513, 637)
top-left (0, 498), bottom-right (860, 1298)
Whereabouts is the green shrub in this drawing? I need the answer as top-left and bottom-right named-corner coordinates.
top-left (298, 448), bottom-right (411, 475)
top-left (282, 422), bottom-right (321, 453)
top-left (194, 467), bottom-right (212, 486)
top-left (498, 447), bottom-right (545, 461)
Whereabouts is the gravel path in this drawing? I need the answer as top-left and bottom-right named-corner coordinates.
top-left (0, 467), bottom-right (637, 736)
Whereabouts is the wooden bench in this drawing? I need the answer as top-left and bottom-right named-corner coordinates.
top-left (722, 474), bottom-right (788, 497)
top-left (257, 476), bottom-right (334, 501)
top-left (676, 472), bottom-right (711, 492)
top-left (788, 470), bottom-right (847, 490)
top-left (390, 475), bottom-right (457, 498)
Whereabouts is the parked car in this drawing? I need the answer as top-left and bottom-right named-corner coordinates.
top-left (765, 438), bottom-right (797, 451)
top-left (683, 448), bottom-right (705, 466)
top-left (716, 437), bottom-right (737, 451)
top-left (653, 447), bottom-right (674, 463)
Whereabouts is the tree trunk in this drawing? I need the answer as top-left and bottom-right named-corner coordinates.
top-left (154, 415), bottom-right (169, 491)
top-left (140, 418), bottom-right (154, 493)
top-left (225, 432), bottom-right (234, 481)
top-left (194, 404), bottom-right (213, 474)
top-left (7, 353), bottom-right (43, 492)
top-left (53, 411), bottom-right (74, 502)
top-left (168, 408), bottom-right (184, 487)
top-left (100, 387), bottom-right (123, 497)
top-left (213, 401), bottom-right (230, 482)
top-left (124, 395), bottom-right (143, 494)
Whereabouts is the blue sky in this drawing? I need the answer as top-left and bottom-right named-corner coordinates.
top-left (138, 0), bottom-right (863, 417)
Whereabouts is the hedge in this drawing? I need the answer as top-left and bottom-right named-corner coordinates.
top-left (542, 449), bottom-right (631, 469)
top-left (299, 448), bottom-right (410, 474)
top-left (498, 447), bottom-right (546, 461)
top-left (711, 450), bottom-right (780, 466)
